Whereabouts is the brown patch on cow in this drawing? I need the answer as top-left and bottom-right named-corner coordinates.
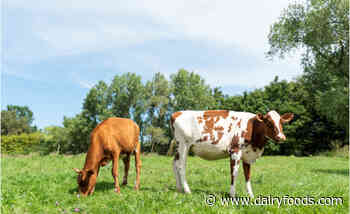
top-left (171, 112), bottom-right (182, 129)
top-left (244, 117), bottom-right (255, 142)
top-left (243, 162), bottom-right (251, 181)
top-left (214, 126), bottom-right (224, 131)
top-left (263, 114), bottom-right (280, 139)
top-left (196, 136), bottom-right (209, 142)
top-left (250, 117), bottom-right (269, 150)
top-left (197, 116), bottom-right (203, 124)
top-left (230, 134), bottom-right (240, 153)
top-left (210, 133), bottom-right (215, 141)
top-left (202, 116), bottom-right (215, 137)
top-left (231, 116), bottom-right (238, 121)
top-left (212, 126), bottom-right (225, 144)
top-left (237, 119), bottom-right (242, 128)
top-left (213, 131), bottom-right (224, 144)
top-left (201, 111), bottom-right (229, 144)
top-left (203, 110), bottom-right (229, 119)
top-left (228, 123), bottom-right (233, 133)
top-left (200, 110), bottom-right (230, 144)
top-left (217, 132), bottom-right (224, 143)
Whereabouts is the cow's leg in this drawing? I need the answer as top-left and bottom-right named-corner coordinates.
top-left (173, 150), bottom-right (182, 192)
top-left (122, 154), bottom-right (130, 186)
top-left (177, 142), bottom-right (191, 193)
top-left (134, 142), bottom-right (141, 190)
top-left (173, 140), bottom-right (191, 193)
top-left (112, 151), bottom-right (121, 193)
top-left (230, 150), bottom-right (242, 197)
top-left (243, 162), bottom-right (254, 198)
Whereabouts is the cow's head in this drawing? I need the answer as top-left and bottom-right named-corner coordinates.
top-left (73, 168), bottom-right (96, 196)
top-left (245, 110), bottom-right (294, 143)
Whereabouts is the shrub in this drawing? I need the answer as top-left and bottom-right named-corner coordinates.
top-left (1, 132), bottom-right (45, 154)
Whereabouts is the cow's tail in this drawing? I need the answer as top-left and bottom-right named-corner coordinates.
top-left (167, 114), bottom-right (176, 156)
top-left (167, 138), bottom-right (177, 156)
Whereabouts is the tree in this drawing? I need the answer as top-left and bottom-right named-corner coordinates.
top-left (43, 126), bottom-right (69, 154)
top-left (108, 73), bottom-right (144, 118)
top-left (267, 0), bottom-right (349, 143)
top-left (211, 87), bottom-right (226, 109)
top-left (1, 105), bottom-right (36, 135)
top-left (108, 72), bottom-right (145, 145)
top-left (82, 80), bottom-right (112, 127)
top-left (170, 69), bottom-right (215, 111)
top-left (144, 73), bottom-right (171, 151)
top-left (62, 114), bottom-right (92, 154)
top-left (145, 73), bottom-right (171, 128)
top-left (144, 126), bottom-right (169, 153)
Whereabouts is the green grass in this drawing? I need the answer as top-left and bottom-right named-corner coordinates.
top-left (2, 153), bottom-right (349, 213)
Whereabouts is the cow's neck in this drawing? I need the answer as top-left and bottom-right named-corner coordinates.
top-left (83, 140), bottom-right (103, 172)
top-left (251, 120), bottom-right (267, 150)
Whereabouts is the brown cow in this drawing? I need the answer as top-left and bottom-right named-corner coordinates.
top-left (73, 117), bottom-right (141, 196)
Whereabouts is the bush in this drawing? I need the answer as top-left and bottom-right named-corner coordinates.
top-left (1, 132), bottom-right (45, 154)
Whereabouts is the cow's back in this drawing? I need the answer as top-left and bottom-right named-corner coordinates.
top-left (91, 117), bottom-right (139, 153)
top-left (172, 111), bottom-right (204, 140)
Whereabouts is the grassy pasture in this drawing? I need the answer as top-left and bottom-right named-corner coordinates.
top-left (1, 153), bottom-right (349, 213)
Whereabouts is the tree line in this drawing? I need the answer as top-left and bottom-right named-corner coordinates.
top-left (1, 0), bottom-right (348, 156)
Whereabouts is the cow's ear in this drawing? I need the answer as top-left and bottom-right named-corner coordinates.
top-left (73, 168), bottom-right (81, 174)
top-left (256, 113), bottom-right (264, 122)
top-left (281, 113), bottom-right (294, 123)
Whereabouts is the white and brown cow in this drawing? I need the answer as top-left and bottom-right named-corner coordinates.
top-left (169, 110), bottom-right (293, 197)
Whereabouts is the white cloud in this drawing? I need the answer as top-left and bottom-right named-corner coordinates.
top-left (6, 0), bottom-right (296, 55)
top-left (77, 80), bottom-right (94, 89)
top-left (5, 0), bottom-right (303, 90)
top-left (192, 55), bottom-right (302, 89)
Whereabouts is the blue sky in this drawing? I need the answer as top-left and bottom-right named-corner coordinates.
top-left (2, 0), bottom-right (303, 129)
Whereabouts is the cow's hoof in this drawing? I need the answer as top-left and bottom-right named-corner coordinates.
top-left (134, 186), bottom-right (140, 191)
top-left (184, 190), bottom-right (191, 194)
top-left (114, 188), bottom-right (120, 193)
top-left (122, 181), bottom-right (128, 186)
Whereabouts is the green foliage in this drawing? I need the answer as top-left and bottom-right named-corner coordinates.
top-left (109, 73), bottom-right (144, 118)
top-left (319, 144), bottom-right (349, 159)
top-left (38, 71), bottom-right (347, 155)
top-left (43, 126), bottom-right (69, 154)
top-left (171, 69), bottom-right (215, 111)
top-left (145, 72), bottom-right (171, 129)
top-left (144, 126), bottom-right (170, 154)
top-left (2, 154), bottom-right (349, 213)
top-left (1, 105), bottom-right (36, 135)
top-left (268, 0), bottom-right (349, 143)
top-left (1, 132), bottom-right (45, 154)
top-left (82, 80), bottom-right (112, 127)
top-left (62, 114), bottom-right (92, 154)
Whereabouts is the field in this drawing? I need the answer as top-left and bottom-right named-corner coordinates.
top-left (2, 153), bottom-right (349, 213)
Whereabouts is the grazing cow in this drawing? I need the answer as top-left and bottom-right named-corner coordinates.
top-left (73, 117), bottom-right (141, 196)
top-left (169, 110), bottom-right (293, 197)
